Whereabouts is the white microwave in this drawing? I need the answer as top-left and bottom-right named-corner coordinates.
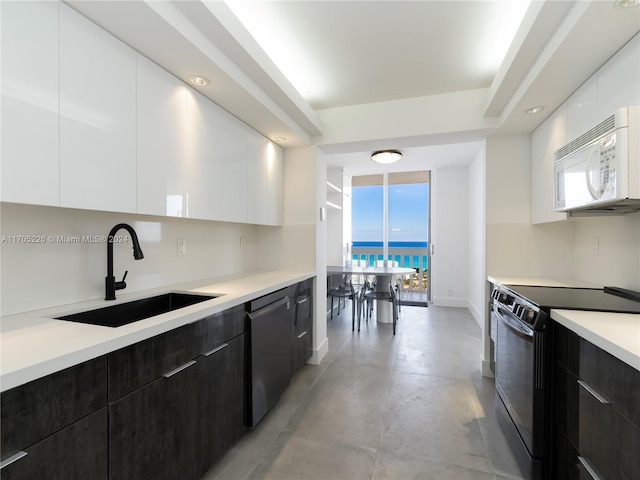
top-left (554, 105), bottom-right (640, 215)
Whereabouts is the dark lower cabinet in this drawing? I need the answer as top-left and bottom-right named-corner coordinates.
top-left (197, 334), bottom-right (247, 477)
top-left (289, 278), bottom-right (314, 375)
top-left (0, 408), bottom-right (108, 480)
top-left (1, 356), bottom-right (107, 459)
top-left (109, 360), bottom-right (199, 480)
top-left (2, 280), bottom-right (314, 480)
top-left (552, 322), bottom-right (640, 480)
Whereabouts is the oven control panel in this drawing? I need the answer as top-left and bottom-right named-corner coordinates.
top-left (491, 285), bottom-right (542, 329)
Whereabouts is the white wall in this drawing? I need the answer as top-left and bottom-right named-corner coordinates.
top-left (571, 214), bottom-right (640, 290)
top-left (0, 202), bottom-right (257, 316)
top-left (467, 146), bottom-right (486, 325)
top-left (432, 167), bottom-right (469, 307)
top-left (485, 134), bottom-right (574, 278)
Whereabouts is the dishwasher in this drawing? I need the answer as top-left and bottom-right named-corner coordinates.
top-left (247, 289), bottom-right (292, 427)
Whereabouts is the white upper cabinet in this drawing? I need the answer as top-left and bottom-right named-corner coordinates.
top-left (597, 34), bottom-right (640, 118)
top-left (247, 129), bottom-right (283, 226)
top-left (566, 76), bottom-right (598, 142)
top-left (136, 55), bottom-right (189, 218)
top-left (266, 142), bottom-right (284, 226)
top-left (247, 128), bottom-right (268, 224)
top-left (1, 1), bottom-right (59, 206)
top-left (531, 105), bottom-right (569, 224)
top-left (59, 3), bottom-right (137, 213)
top-left (186, 90), bottom-right (248, 222)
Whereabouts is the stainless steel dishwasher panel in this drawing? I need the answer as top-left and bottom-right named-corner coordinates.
top-left (248, 295), bottom-right (292, 427)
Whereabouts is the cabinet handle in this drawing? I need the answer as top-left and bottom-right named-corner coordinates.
top-left (0, 451), bottom-right (28, 470)
top-left (297, 331), bottom-right (308, 339)
top-left (163, 360), bottom-right (196, 378)
top-left (578, 456), bottom-right (603, 480)
top-left (203, 343), bottom-right (228, 357)
top-left (577, 380), bottom-right (610, 404)
top-left (297, 297), bottom-right (309, 305)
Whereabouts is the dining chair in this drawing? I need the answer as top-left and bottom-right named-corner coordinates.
top-left (327, 276), bottom-right (361, 332)
top-left (362, 281), bottom-right (400, 335)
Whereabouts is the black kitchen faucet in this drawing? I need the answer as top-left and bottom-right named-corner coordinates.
top-left (105, 223), bottom-right (144, 300)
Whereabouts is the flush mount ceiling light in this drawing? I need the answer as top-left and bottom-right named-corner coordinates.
top-left (187, 75), bottom-right (211, 87)
top-left (616, 0), bottom-right (640, 7)
top-left (525, 106), bottom-right (546, 114)
top-left (371, 150), bottom-right (402, 164)
top-left (273, 137), bottom-right (287, 143)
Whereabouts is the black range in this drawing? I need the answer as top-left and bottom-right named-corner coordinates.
top-left (490, 283), bottom-right (640, 480)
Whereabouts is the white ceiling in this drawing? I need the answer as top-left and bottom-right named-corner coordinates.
top-left (66, 0), bottom-right (640, 174)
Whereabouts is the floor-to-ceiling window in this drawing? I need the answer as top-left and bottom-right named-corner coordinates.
top-left (352, 171), bottom-right (430, 300)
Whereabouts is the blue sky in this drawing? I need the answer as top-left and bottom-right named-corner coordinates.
top-left (352, 183), bottom-right (429, 242)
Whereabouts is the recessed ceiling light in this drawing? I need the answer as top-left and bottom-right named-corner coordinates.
top-left (371, 150), bottom-right (402, 164)
top-left (187, 75), bottom-right (211, 87)
top-left (273, 137), bottom-right (287, 143)
top-left (525, 106), bottom-right (546, 114)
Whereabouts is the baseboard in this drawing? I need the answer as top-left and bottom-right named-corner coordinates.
top-left (481, 358), bottom-right (494, 378)
top-left (308, 337), bottom-right (328, 365)
top-left (431, 297), bottom-right (467, 308)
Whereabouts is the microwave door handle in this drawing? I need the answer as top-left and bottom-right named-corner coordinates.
top-left (586, 148), bottom-right (601, 200)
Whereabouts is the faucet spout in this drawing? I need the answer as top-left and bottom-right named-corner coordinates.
top-left (105, 223), bottom-right (144, 300)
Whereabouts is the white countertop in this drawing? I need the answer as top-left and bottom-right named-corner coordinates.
top-left (488, 275), bottom-right (602, 288)
top-left (0, 269), bottom-right (315, 392)
top-left (551, 309), bottom-right (640, 371)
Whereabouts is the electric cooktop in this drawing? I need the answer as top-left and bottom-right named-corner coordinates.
top-left (504, 285), bottom-right (640, 314)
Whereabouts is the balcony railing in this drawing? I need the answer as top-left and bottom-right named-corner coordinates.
top-left (351, 243), bottom-right (428, 292)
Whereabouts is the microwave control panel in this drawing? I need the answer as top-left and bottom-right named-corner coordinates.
top-left (598, 133), bottom-right (617, 199)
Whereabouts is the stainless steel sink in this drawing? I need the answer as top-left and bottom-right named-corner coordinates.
top-left (55, 292), bottom-right (219, 328)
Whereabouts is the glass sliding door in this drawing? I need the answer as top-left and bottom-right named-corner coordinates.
top-left (388, 172), bottom-right (430, 300)
top-left (351, 171), bottom-right (430, 302)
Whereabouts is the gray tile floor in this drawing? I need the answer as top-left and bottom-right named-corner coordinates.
top-left (203, 303), bottom-right (525, 480)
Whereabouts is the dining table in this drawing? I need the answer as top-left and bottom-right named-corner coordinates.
top-left (327, 265), bottom-right (415, 323)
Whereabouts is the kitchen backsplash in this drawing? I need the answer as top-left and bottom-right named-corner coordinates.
top-left (0, 203), bottom-right (258, 316)
top-left (571, 212), bottom-right (640, 290)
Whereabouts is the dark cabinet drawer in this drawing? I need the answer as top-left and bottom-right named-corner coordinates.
top-left (578, 381), bottom-right (640, 480)
top-left (197, 334), bottom-right (247, 477)
top-left (290, 279), bottom-right (314, 375)
top-left (108, 322), bottom-right (199, 401)
top-left (0, 408), bottom-right (108, 480)
top-left (1, 356), bottom-right (107, 458)
top-left (579, 339), bottom-right (640, 427)
top-left (193, 303), bottom-right (246, 355)
top-left (109, 359), bottom-right (199, 480)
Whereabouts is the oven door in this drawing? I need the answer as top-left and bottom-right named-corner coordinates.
top-left (494, 304), bottom-right (539, 456)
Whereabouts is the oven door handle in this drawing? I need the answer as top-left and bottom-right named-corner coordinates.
top-left (497, 309), bottom-right (534, 341)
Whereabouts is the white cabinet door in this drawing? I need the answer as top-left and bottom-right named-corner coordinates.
top-left (186, 90), bottom-right (248, 222)
top-left (597, 34), bottom-right (640, 118)
top-left (531, 105), bottom-right (569, 224)
top-left (247, 131), bottom-right (284, 226)
top-left (59, 4), bottom-right (136, 213)
top-left (136, 55), bottom-right (189, 217)
top-left (1, 1), bottom-right (59, 206)
top-left (247, 128), bottom-right (268, 224)
top-left (566, 76), bottom-right (598, 142)
top-left (266, 142), bottom-right (284, 226)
